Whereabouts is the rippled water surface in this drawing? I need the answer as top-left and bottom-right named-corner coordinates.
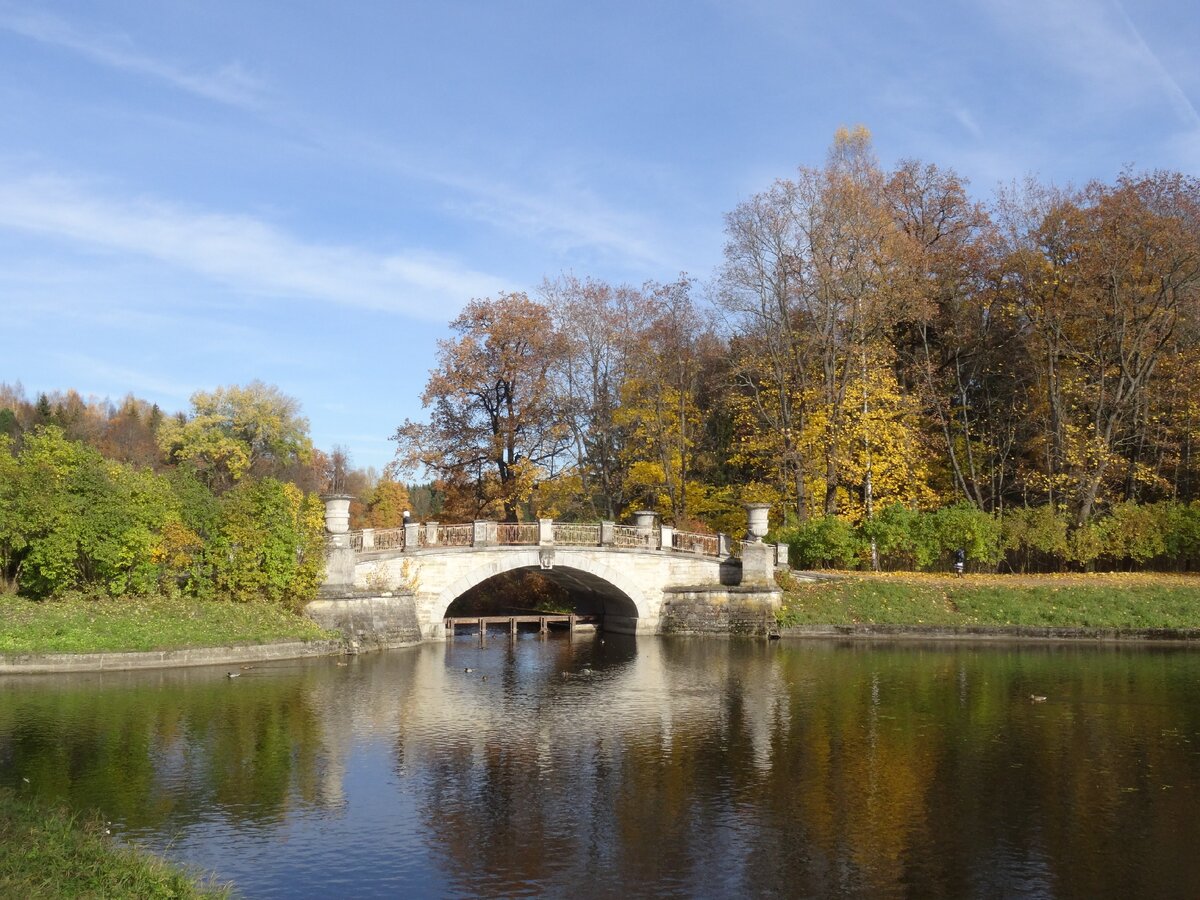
top-left (4, 634), bottom-right (1200, 898)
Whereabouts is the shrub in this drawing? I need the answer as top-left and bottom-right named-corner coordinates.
top-left (1158, 501), bottom-right (1200, 570)
top-left (861, 503), bottom-right (920, 569)
top-left (1000, 505), bottom-right (1071, 572)
top-left (930, 502), bottom-right (1003, 569)
top-left (781, 516), bottom-right (863, 569)
top-left (208, 478), bottom-right (325, 607)
top-left (8, 428), bottom-right (181, 598)
top-left (1100, 501), bottom-right (1167, 566)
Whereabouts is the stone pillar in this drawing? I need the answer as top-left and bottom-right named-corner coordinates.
top-left (740, 540), bottom-right (776, 587)
top-left (539, 518), bottom-right (554, 545)
top-left (601, 521), bottom-right (615, 546)
top-left (473, 520), bottom-right (498, 546)
top-left (744, 503), bottom-right (771, 542)
top-left (361, 528), bottom-right (375, 551)
top-left (635, 510), bottom-right (657, 548)
top-left (321, 494), bottom-right (356, 590)
top-left (405, 522), bottom-right (422, 549)
top-left (718, 532), bottom-right (731, 557)
top-left (660, 524), bottom-right (674, 551)
top-left (425, 521), bottom-right (439, 546)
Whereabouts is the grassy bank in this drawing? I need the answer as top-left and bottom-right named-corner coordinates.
top-left (0, 787), bottom-right (228, 898)
top-left (0, 593), bottom-right (338, 655)
top-left (778, 571), bottom-right (1200, 630)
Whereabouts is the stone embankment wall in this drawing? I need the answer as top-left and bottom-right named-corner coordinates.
top-left (659, 586), bottom-right (783, 636)
top-left (0, 639), bottom-right (347, 674)
top-left (304, 591), bottom-right (422, 650)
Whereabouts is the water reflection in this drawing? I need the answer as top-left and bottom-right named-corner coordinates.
top-left (2, 637), bottom-right (1199, 898)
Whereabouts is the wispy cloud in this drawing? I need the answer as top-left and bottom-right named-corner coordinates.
top-left (0, 6), bottom-right (265, 107)
top-left (1111, 0), bottom-right (1200, 128)
top-left (442, 173), bottom-right (670, 269)
top-left (0, 174), bottom-right (505, 318)
top-left (982, 0), bottom-right (1200, 127)
top-left (53, 352), bottom-right (197, 401)
top-left (339, 134), bottom-right (687, 275)
top-left (951, 107), bottom-right (983, 141)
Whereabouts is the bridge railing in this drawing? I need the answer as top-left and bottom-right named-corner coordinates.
top-left (613, 525), bottom-right (656, 549)
top-left (672, 530), bottom-right (718, 556)
top-left (438, 524), bottom-right (474, 547)
top-left (553, 523), bottom-right (602, 546)
top-left (498, 522), bottom-right (539, 545)
top-left (345, 519), bottom-right (761, 561)
top-left (373, 527), bottom-right (406, 551)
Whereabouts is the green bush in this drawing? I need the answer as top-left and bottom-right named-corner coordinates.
top-left (1158, 501), bottom-right (1200, 569)
top-left (207, 478), bottom-right (325, 607)
top-left (1100, 501), bottom-right (1167, 566)
top-left (1001, 505), bottom-right (1071, 572)
top-left (861, 503), bottom-right (921, 569)
top-left (930, 502), bottom-right (1003, 569)
top-left (6, 428), bottom-right (182, 598)
top-left (0, 429), bottom-right (326, 604)
top-left (781, 515), bottom-right (863, 569)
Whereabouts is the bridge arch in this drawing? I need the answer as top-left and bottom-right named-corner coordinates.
top-left (431, 549), bottom-right (650, 631)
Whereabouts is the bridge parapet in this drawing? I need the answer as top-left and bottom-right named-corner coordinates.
top-left (346, 518), bottom-right (739, 559)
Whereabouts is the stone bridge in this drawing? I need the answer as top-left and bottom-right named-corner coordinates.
top-left (312, 504), bottom-right (787, 641)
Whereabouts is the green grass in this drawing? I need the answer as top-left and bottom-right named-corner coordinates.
top-left (0, 593), bottom-right (338, 655)
top-left (777, 571), bottom-right (1200, 630)
top-left (0, 787), bottom-right (229, 898)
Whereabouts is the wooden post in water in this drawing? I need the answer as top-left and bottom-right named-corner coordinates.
top-left (478, 617), bottom-right (486, 646)
top-left (569, 614), bottom-right (577, 638)
top-left (539, 616), bottom-right (547, 637)
top-left (510, 617), bottom-right (517, 640)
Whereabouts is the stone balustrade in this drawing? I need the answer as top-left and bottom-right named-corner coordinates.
top-left (341, 518), bottom-right (759, 560)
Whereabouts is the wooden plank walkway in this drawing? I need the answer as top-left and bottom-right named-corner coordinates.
top-left (444, 614), bottom-right (598, 639)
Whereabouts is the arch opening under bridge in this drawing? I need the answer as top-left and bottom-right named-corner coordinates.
top-left (434, 552), bottom-right (647, 633)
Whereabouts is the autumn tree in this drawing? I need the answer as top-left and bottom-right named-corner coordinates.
top-left (1003, 172), bottom-right (1200, 522)
top-left (98, 394), bottom-right (164, 469)
top-left (720, 175), bottom-right (817, 520)
top-left (723, 128), bottom-right (926, 534)
top-left (886, 160), bottom-right (1022, 511)
top-left (542, 275), bottom-right (637, 520)
top-left (614, 278), bottom-right (727, 527)
top-left (363, 477), bottom-right (411, 528)
top-left (157, 381), bottom-right (313, 491)
top-left (391, 293), bottom-right (570, 522)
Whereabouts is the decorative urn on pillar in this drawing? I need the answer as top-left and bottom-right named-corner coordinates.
top-left (634, 510), bottom-right (658, 548)
top-left (744, 503), bottom-right (771, 542)
top-left (740, 503), bottom-right (775, 587)
top-left (320, 494), bottom-right (356, 591)
top-left (321, 494), bottom-right (354, 535)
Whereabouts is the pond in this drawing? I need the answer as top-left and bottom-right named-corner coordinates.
top-left (3, 634), bottom-right (1200, 898)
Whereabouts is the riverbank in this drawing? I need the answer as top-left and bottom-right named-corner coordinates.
top-left (778, 571), bottom-right (1200, 633)
top-left (5, 572), bottom-right (1199, 674)
top-left (0, 593), bottom-right (339, 656)
top-left (0, 787), bottom-right (228, 898)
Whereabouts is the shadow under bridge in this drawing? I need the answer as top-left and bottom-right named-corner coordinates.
top-left (442, 563), bottom-right (641, 635)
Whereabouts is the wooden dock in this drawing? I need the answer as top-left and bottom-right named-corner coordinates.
top-left (444, 614), bottom-right (598, 640)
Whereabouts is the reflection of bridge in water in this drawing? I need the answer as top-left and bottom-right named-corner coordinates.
top-left (315, 502), bottom-right (790, 642)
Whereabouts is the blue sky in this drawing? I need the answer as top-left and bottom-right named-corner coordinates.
top-left (1, 0), bottom-right (1197, 472)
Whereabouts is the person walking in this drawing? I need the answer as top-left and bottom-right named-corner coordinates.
top-left (953, 547), bottom-right (965, 577)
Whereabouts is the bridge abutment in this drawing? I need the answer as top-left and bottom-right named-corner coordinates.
top-left (305, 590), bottom-right (422, 650)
